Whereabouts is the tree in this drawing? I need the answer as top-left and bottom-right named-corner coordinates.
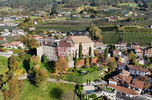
top-left (104, 47), bottom-right (108, 61)
top-left (85, 56), bottom-right (87, 66)
top-left (90, 56), bottom-right (92, 66)
top-left (54, 58), bottom-right (69, 74)
top-left (0, 91), bottom-right (4, 100)
top-left (79, 43), bottom-right (82, 58)
top-left (9, 56), bottom-right (20, 71)
top-left (74, 51), bottom-right (77, 68)
top-left (56, 34), bottom-right (61, 39)
top-left (137, 76), bottom-right (151, 89)
top-left (3, 78), bottom-right (20, 99)
top-left (89, 47), bottom-right (92, 56)
top-left (107, 59), bottom-right (116, 72)
top-left (35, 70), bottom-right (48, 88)
top-left (30, 55), bottom-right (39, 69)
top-left (29, 38), bottom-right (39, 49)
top-left (50, 87), bottom-right (64, 99)
top-left (94, 50), bottom-right (99, 56)
top-left (118, 56), bottom-right (122, 62)
top-left (42, 55), bottom-right (48, 64)
top-left (65, 55), bottom-right (68, 63)
top-left (89, 25), bottom-right (102, 40)
top-left (2, 82), bottom-right (9, 91)
top-left (128, 51), bottom-right (137, 63)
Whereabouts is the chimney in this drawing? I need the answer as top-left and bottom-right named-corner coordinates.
top-left (114, 77), bottom-right (115, 80)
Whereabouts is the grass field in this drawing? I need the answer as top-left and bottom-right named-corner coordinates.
top-left (119, 3), bottom-right (137, 7)
top-left (122, 32), bottom-right (152, 46)
top-left (9, 19), bottom-right (24, 23)
top-left (0, 26), bottom-right (15, 31)
top-left (34, 20), bottom-right (91, 32)
top-left (101, 32), bottom-right (121, 44)
top-left (18, 80), bottom-right (75, 100)
top-left (0, 56), bottom-right (9, 75)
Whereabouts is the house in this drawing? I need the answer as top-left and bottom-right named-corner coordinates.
top-left (37, 41), bottom-right (74, 61)
top-left (12, 29), bottom-right (25, 36)
top-left (0, 23), bottom-right (5, 26)
top-left (57, 14), bottom-right (62, 17)
top-left (65, 36), bottom-right (94, 57)
top-left (119, 69), bottom-right (130, 77)
top-left (0, 29), bottom-right (11, 36)
top-left (37, 37), bottom-right (53, 44)
top-left (0, 36), bottom-right (6, 40)
top-left (117, 62), bottom-right (128, 70)
top-left (144, 47), bottom-right (152, 57)
top-left (115, 43), bottom-right (127, 50)
top-left (49, 29), bottom-right (56, 33)
top-left (134, 48), bottom-right (144, 56)
top-left (1, 41), bottom-right (25, 49)
top-left (34, 21), bottom-right (38, 24)
top-left (29, 27), bottom-right (35, 31)
top-left (121, 56), bottom-right (129, 64)
top-left (112, 50), bottom-right (122, 56)
top-left (136, 57), bottom-right (144, 65)
top-left (94, 41), bottom-right (103, 49)
top-left (108, 74), bottom-right (144, 97)
top-left (127, 65), bottom-right (150, 76)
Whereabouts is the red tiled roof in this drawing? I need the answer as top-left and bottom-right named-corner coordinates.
top-left (128, 65), bottom-right (149, 72)
top-left (108, 84), bottom-right (139, 95)
top-left (59, 42), bottom-right (73, 47)
top-left (1, 43), bottom-right (11, 46)
top-left (10, 41), bottom-right (22, 45)
top-left (117, 62), bottom-right (128, 66)
top-left (129, 79), bottom-right (144, 89)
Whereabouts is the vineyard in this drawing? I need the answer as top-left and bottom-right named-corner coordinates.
top-left (120, 21), bottom-right (152, 26)
top-left (94, 21), bottom-right (120, 26)
top-left (122, 32), bottom-right (152, 46)
top-left (99, 26), bottom-right (118, 31)
top-left (101, 32), bottom-right (121, 44)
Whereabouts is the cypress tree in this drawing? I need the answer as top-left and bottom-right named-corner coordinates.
top-left (79, 43), bottom-right (82, 58)
top-left (104, 47), bottom-right (108, 60)
top-left (74, 51), bottom-right (77, 68)
top-left (89, 46), bottom-right (92, 56)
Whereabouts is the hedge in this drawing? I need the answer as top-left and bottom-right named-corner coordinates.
top-left (64, 67), bottom-right (107, 84)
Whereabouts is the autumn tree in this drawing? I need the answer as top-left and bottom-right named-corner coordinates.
top-left (0, 91), bottom-right (4, 100)
top-left (107, 59), bottom-right (117, 72)
top-left (9, 56), bottom-right (20, 71)
top-left (54, 58), bottom-right (69, 74)
top-left (79, 43), bottom-right (82, 58)
top-left (89, 46), bottom-right (92, 56)
top-left (3, 78), bottom-right (20, 99)
top-left (30, 55), bottom-right (39, 69)
top-left (56, 34), bottom-right (61, 39)
top-left (29, 38), bottom-right (39, 49)
top-left (89, 25), bottom-right (102, 41)
top-left (94, 50), bottom-right (99, 56)
top-left (35, 70), bottom-right (48, 88)
top-left (137, 76), bottom-right (151, 89)
top-left (128, 51), bottom-right (137, 64)
top-left (118, 56), bottom-right (122, 62)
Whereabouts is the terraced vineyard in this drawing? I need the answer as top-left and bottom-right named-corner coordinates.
top-left (101, 32), bottom-right (121, 44)
top-left (122, 32), bottom-right (152, 46)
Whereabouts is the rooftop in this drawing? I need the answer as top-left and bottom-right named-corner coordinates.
top-left (128, 65), bottom-right (149, 72)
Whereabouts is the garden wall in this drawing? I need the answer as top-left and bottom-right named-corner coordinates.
top-left (77, 57), bottom-right (98, 66)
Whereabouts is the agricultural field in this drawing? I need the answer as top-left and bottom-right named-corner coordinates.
top-left (0, 26), bottom-right (15, 31)
top-left (34, 20), bottom-right (91, 32)
top-left (0, 56), bottom-right (9, 75)
top-left (122, 32), bottom-right (152, 46)
top-left (99, 26), bottom-right (118, 32)
top-left (120, 21), bottom-right (152, 26)
top-left (9, 19), bottom-right (24, 23)
top-left (94, 20), bottom-right (120, 26)
top-left (101, 32), bottom-right (121, 44)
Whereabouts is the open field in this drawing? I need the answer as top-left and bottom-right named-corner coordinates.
top-left (101, 32), bottom-right (121, 44)
top-left (0, 56), bottom-right (8, 75)
top-left (119, 3), bottom-right (137, 7)
top-left (122, 32), bottom-right (152, 46)
top-left (34, 20), bottom-right (91, 32)
top-left (9, 19), bottom-right (24, 23)
top-left (18, 80), bottom-right (75, 100)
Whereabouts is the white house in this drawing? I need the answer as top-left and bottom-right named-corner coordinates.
top-left (34, 21), bottom-right (38, 24)
top-left (1, 41), bottom-right (25, 49)
top-left (115, 43), bottom-right (127, 50)
top-left (1, 29), bottom-right (11, 36)
top-left (0, 23), bottom-right (5, 26)
top-left (128, 65), bottom-right (150, 76)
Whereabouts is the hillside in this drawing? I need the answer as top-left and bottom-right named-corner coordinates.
top-left (0, 56), bottom-right (9, 75)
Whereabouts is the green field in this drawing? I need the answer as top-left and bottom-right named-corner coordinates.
top-left (0, 56), bottom-right (9, 75)
top-left (34, 20), bottom-right (91, 32)
top-left (101, 32), bottom-right (121, 44)
top-left (18, 80), bottom-right (75, 100)
top-left (122, 32), bottom-right (152, 46)
top-left (0, 26), bottom-right (15, 31)
top-left (9, 19), bottom-right (24, 23)
top-left (119, 3), bottom-right (137, 7)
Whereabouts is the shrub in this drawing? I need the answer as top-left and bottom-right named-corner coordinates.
top-left (88, 94), bottom-right (97, 99)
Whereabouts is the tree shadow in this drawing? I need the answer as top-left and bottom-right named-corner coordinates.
top-left (49, 87), bottom-right (64, 99)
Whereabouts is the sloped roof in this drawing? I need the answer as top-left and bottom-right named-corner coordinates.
top-left (108, 84), bottom-right (139, 95)
top-left (1, 43), bottom-right (11, 46)
top-left (129, 79), bottom-right (144, 89)
top-left (10, 41), bottom-right (22, 45)
top-left (128, 65), bottom-right (149, 72)
top-left (66, 36), bottom-right (93, 44)
top-left (119, 70), bottom-right (130, 77)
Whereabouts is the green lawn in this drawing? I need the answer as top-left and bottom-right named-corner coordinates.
top-left (9, 19), bottom-right (24, 23)
top-left (0, 56), bottom-right (9, 75)
top-left (18, 80), bottom-right (75, 100)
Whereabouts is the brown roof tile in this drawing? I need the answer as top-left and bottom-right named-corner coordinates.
top-left (117, 62), bottom-right (128, 66)
top-left (108, 84), bottom-right (139, 95)
top-left (10, 41), bottom-right (22, 45)
top-left (128, 65), bottom-right (149, 72)
top-left (67, 36), bottom-right (93, 44)
top-left (1, 43), bottom-right (11, 46)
